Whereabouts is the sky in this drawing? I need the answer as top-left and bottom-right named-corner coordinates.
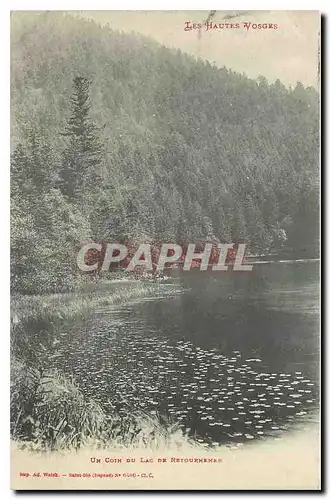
top-left (78, 10), bottom-right (320, 88)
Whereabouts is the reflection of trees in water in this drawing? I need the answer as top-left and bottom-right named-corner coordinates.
top-left (135, 266), bottom-right (319, 377)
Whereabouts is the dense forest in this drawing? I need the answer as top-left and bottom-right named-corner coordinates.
top-left (11, 12), bottom-right (319, 294)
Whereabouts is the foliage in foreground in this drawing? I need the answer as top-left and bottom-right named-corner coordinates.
top-left (11, 282), bottom-right (188, 451)
top-left (11, 358), bottom-right (196, 452)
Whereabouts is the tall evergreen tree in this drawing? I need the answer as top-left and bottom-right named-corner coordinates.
top-left (60, 76), bottom-right (104, 199)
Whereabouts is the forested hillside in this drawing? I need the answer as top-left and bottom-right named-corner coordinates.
top-left (11, 12), bottom-right (319, 294)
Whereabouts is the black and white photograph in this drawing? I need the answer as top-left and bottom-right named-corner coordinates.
top-left (10, 10), bottom-right (320, 490)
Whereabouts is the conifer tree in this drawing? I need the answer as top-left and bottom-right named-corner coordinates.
top-left (60, 76), bottom-right (104, 199)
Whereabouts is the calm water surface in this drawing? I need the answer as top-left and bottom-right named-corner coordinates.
top-left (54, 261), bottom-right (320, 446)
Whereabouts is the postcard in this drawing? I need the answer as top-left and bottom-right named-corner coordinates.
top-left (10, 10), bottom-right (320, 490)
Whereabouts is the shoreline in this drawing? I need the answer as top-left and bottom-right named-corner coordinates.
top-left (11, 279), bottom-right (182, 325)
top-left (11, 281), bottom-right (186, 453)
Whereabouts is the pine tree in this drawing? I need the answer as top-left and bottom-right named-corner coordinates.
top-left (60, 76), bottom-right (104, 199)
top-left (11, 129), bottom-right (58, 203)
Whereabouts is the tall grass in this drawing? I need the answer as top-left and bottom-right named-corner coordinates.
top-left (11, 358), bottom-right (197, 452)
top-left (11, 281), bottom-right (180, 325)
top-left (11, 280), bottom-right (192, 452)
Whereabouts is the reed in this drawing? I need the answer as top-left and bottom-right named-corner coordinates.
top-left (11, 281), bottom-right (180, 325)
top-left (11, 357), bottom-right (197, 452)
top-left (11, 281), bottom-right (190, 452)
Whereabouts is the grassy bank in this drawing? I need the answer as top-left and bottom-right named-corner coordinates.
top-left (11, 358), bottom-right (196, 453)
top-left (11, 280), bottom-right (192, 452)
top-left (11, 280), bottom-right (181, 325)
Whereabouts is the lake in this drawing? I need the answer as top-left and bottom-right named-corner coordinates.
top-left (53, 261), bottom-right (320, 447)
